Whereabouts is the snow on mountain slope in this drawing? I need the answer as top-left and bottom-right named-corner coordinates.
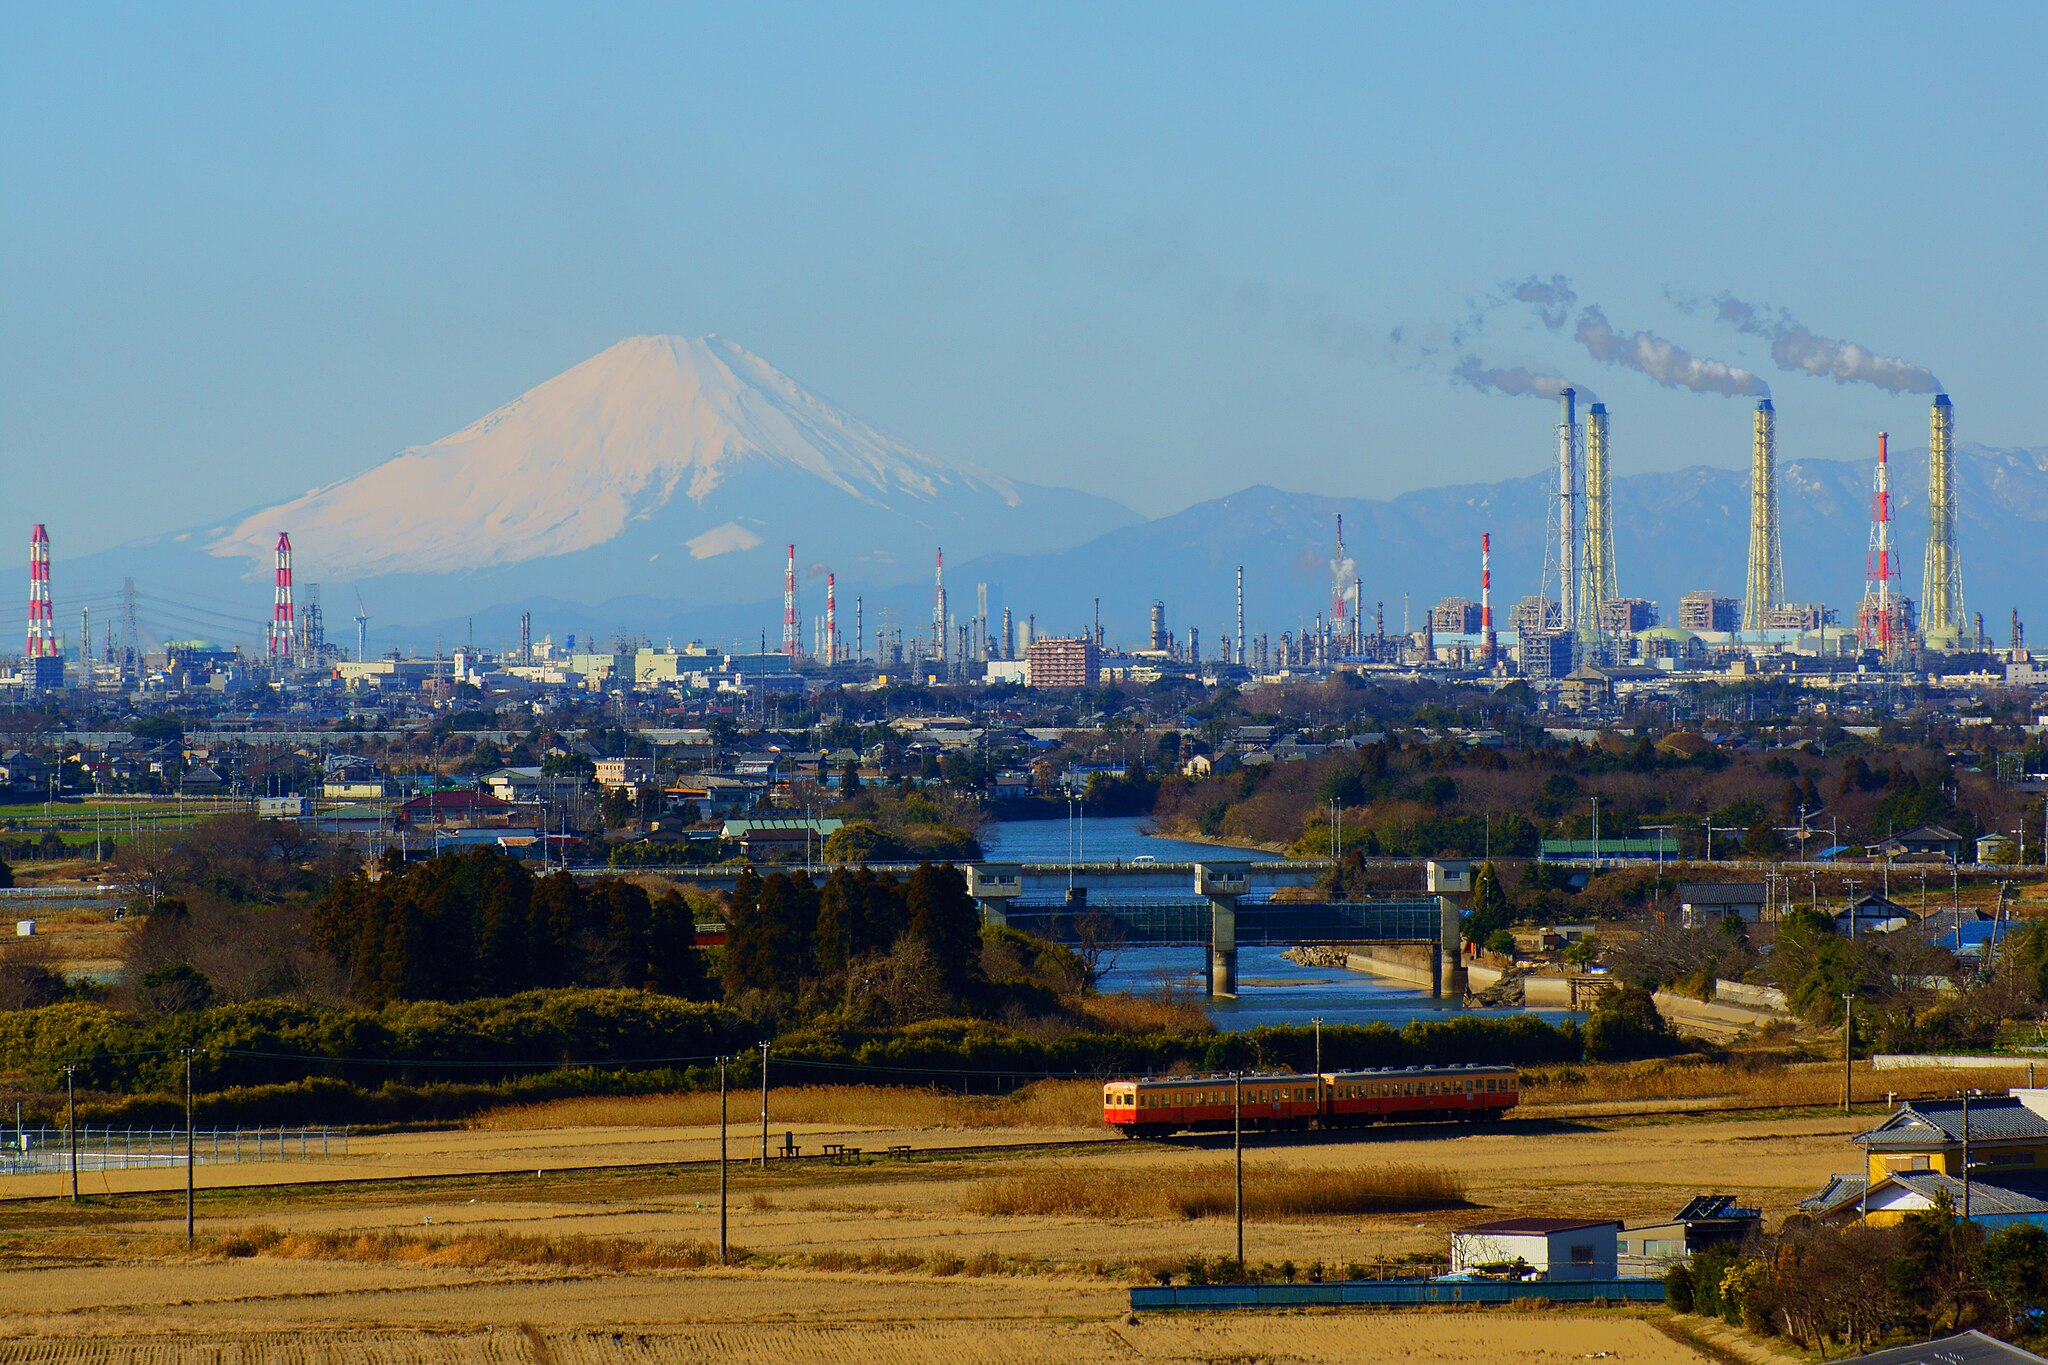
top-left (207, 336), bottom-right (1027, 578)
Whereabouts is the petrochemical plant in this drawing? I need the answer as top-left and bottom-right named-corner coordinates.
top-left (0, 385), bottom-right (2025, 708)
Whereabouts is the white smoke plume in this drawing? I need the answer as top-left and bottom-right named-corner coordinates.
top-left (1714, 295), bottom-right (1940, 394)
top-left (1509, 274), bottom-right (1578, 331)
top-left (1573, 306), bottom-right (1770, 398)
top-left (1329, 555), bottom-right (1357, 620)
top-left (1453, 355), bottom-right (1594, 403)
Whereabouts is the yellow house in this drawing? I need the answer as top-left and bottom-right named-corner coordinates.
top-left (1800, 1092), bottom-right (2048, 1228)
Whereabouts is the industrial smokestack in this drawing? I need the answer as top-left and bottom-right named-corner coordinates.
top-left (25, 524), bottom-right (53, 661)
top-left (270, 532), bottom-right (295, 663)
top-left (1742, 400), bottom-right (1783, 634)
top-left (1859, 432), bottom-right (1904, 660)
top-left (1555, 387), bottom-right (1580, 650)
top-left (1922, 393), bottom-right (1962, 646)
top-left (1480, 532), bottom-right (1496, 665)
top-left (783, 544), bottom-right (799, 661)
top-left (1582, 402), bottom-right (1616, 641)
top-left (825, 572), bottom-right (837, 665)
top-left (1235, 566), bottom-right (1245, 667)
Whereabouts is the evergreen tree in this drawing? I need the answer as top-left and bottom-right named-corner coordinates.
top-left (815, 868), bottom-right (860, 975)
top-left (647, 890), bottom-right (708, 998)
top-left (1466, 861), bottom-right (1511, 946)
top-left (856, 868), bottom-right (907, 955)
top-left (529, 871), bottom-right (588, 987)
top-left (722, 867), bottom-right (766, 997)
top-left (906, 862), bottom-right (983, 998)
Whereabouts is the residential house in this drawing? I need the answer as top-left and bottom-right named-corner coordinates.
top-left (401, 790), bottom-right (516, 830)
top-left (592, 757), bottom-right (654, 791)
top-left (1885, 825), bottom-right (1968, 863)
top-left (1677, 882), bottom-right (1768, 930)
top-left (1617, 1195), bottom-right (1762, 1276)
top-left (1831, 894), bottom-right (1915, 936)
top-left (1801, 1092), bottom-right (2048, 1230)
top-left (1448, 1218), bottom-right (1619, 1281)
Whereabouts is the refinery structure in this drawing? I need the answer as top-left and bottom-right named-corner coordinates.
top-left (0, 378), bottom-right (2011, 706)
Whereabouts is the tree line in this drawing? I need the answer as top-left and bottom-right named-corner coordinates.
top-left (312, 849), bottom-right (708, 1004)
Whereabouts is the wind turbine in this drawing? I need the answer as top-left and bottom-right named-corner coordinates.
top-left (353, 590), bottom-right (370, 662)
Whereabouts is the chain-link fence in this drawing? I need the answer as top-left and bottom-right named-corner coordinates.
top-left (0, 1126), bottom-right (351, 1174)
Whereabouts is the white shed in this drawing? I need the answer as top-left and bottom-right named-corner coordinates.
top-left (1449, 1217), bottom-right (1620, 1281)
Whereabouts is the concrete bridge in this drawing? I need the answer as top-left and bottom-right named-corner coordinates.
top-left (566, 857), bottom-right (1454, 1003)
top-left (967, 863), bottom-right (1462, 1002)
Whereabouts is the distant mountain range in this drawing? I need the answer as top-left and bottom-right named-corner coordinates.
top-left (948, 444), bottom-right (2048, 647)
top-left (67, 336), bottom-right (1135, 649)
top-left (61, 336), bottom-right (2048, 654)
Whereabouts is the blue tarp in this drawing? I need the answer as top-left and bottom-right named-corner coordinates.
top-left (1131, 1279), bottom-right (1667, 1311)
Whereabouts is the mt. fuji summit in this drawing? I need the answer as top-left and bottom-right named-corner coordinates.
top-left (82, 337), bottom-right (1135, 632)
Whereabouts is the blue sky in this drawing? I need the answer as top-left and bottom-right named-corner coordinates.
top-left (3, 2), bottom-right (2042, 551)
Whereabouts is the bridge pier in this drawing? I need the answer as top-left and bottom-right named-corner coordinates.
top-left (965, 864), bottom-right (1022, 929)
top-left (1195, 863), bottom-right (1253, 1000)
top-left (1437, 895), bottom-right (1467, 999)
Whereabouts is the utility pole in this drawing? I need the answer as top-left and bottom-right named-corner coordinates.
top-left (758, 1041), bottom-right (770, 1167)
top-left (1962, 1090), bottom-right (1974, 1222)
top-left (1232, 1072), bottom-right (1244, 1275)
top-left (1841, 994), bottom-right (1855, 1114)
top-left (1312, 1017), bottom-right (1324, 1078)
top-left (64, 1065), bottom-right (78, 1203)
top-left (719, 1054), bottom-right (729, 1265)
top-left (184, 1050), bottom-right (196, 1247)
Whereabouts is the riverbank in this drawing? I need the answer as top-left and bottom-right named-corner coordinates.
top-left (1335, 947), bottom-right (1793, 1040)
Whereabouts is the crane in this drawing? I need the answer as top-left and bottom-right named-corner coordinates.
top-left (353, 590), bottom-right (370, 663)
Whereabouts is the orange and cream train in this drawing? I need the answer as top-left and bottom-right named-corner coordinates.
top-left (1102, 1064), bottom-right (1518, 1137)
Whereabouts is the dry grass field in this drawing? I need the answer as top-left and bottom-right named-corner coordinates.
top-left (0, 1311), bottom-right (1722, 1363)
top-left (0, 1069), bottom-right (1900, 1363)
top-left (469, 1080), bottom-right (1105, 1132)
top-left (1520, 1057), bottom-right (2041, 1112)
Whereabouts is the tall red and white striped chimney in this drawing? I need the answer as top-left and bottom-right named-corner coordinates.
top-left (782, 544), bottom-right (799, 661)
top-left (1480, 532), bottom-right (1496, 665)
top-left (269, 532), bottom-right (295, 661)
top-left (25, 524), bottom-right (53, 660)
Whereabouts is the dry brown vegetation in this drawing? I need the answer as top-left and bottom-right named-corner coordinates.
top-left (469, 1079), bottom-right (1105, 1132)
top-left (1521, 1057), bottom-right (2040, 1110)
top-left (225, 1225), bottom-right (727, 1272)
top-left (966, 1161), bottom-right (1465, 1221)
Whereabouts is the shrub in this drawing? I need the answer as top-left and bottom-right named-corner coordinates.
top-left (1664, 1262), bottom-right (1694, 1312)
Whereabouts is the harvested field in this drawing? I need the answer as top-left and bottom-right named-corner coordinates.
top-left (968, 1161), bottom-right (1463, 1220)
top-left (0, 1300), bottom-right (1714, 1363)
top-left (469, 1080), bottom-right (1105, 1132)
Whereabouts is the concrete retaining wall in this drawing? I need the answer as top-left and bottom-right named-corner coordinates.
top-left (1715, 980), bottom-right (1789, 1011)
top-left (1872, 1054), bottom-right (2045, 1072)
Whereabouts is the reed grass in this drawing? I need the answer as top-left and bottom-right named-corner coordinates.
top-left (468, 1079), bottom-right (1104, 1132)
top-left (966, 1162), bottom-right (1464, 1221)
top-left (1520, 1058), bottom-right (2041, 1109)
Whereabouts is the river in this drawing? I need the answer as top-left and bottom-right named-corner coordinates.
top-left (981, 815), bottom-right (1578, 1031)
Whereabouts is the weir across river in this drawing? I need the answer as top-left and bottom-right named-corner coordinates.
top-left (965, 863), bottom-right (1462, 1002)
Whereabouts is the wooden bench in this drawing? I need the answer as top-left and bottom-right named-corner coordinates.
top-left (886, 1145), bottom-right (913, 1159)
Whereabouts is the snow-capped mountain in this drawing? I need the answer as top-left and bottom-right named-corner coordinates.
top-left (74, 336), bottom-right (1136, 632)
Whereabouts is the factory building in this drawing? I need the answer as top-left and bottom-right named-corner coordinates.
top-left (1761, 603), bottom-right (1830, 632)
top-left (1598, 598), bottom-right (1658, 634)
top-left (1509, 596), bottom-right (1561, 638)
top-left (1429, 597), bottom-right (1483, 634)
top-left (1678, 592), bottom-right (1741, 633)
top-left (1025, 636), bottom-right (1101, 689)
